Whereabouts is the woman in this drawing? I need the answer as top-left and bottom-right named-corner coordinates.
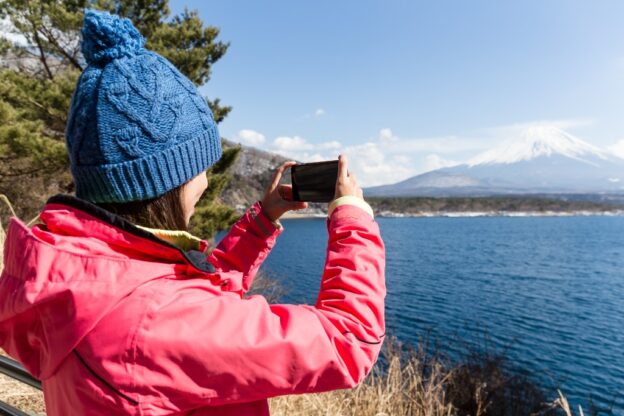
top-left (0, 9), bottom-right (385, 416)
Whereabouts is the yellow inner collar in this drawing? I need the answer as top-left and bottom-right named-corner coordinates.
top-left (136, 225), bottom-right (203, 252)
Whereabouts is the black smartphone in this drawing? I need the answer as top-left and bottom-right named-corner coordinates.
top-left (291, 160), bottom-right (339, 203)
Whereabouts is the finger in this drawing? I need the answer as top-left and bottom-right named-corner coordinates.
top-left (350, 171), bottom-right (358, 184)
top-left (278, 184), bottom-right (293, 201)
top-left (337, 154), bottom-right (348, 181)
top-left (270, 161), bottom-right (297, 190)
top-left (288, 200), bottom-right (308, 210)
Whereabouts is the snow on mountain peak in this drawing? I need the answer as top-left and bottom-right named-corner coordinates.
top-left (467, 125), bottom-right (610, 166)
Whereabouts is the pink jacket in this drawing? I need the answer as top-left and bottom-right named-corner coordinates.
top-left (0, 194), bottom-right (386, 415)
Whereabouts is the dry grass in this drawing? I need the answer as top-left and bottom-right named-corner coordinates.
top-left (268, 338), bottom-right (592, 416)
top-left (0, 195), bottom-right (592, 415)
top-left (270, 337), bottom-right (455, 416)
top-left (551, 390), bottom-right (585, 416)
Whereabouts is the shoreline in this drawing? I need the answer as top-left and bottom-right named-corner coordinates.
top-left (280, 211), bottom-right (327, 219)
top-left (377, 209), bottom-right (624, 218)
top-left (279, 209), bottom-right (624, 219)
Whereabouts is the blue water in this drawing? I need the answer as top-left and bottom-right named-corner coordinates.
top-left (218, 216), bottom-right (624, 412)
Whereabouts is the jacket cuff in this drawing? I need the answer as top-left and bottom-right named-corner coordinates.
top-left (252, 201), bottom-right (283, 236)
top-left (328, 196), bottom-right (374, 218)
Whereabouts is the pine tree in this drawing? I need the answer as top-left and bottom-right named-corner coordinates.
top-left (0, 0), bottom-right (241, 238)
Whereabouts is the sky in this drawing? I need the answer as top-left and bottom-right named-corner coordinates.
top-left (147, 2), bottom-right (624, 184)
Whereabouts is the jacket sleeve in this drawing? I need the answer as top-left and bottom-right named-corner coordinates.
top-left (137, 203), bottom-right (386, 409)
top-left (208, 200), bottom-right (282, 294)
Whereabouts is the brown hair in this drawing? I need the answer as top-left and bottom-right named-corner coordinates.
top-left (96, 184), bottom-right (188, 231)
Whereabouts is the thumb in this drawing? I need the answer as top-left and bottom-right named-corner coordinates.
top-left (337, 154), bottom-right (348, 181)
top-left (286, 200), bottom-right (308, 210)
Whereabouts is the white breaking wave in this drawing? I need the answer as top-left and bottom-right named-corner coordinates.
top-left (467, 125), bottom-right (611, 166)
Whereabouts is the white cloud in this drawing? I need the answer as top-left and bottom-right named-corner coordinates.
top-left (423, 154), bottom-right (460, 172)
top-left (273, 136), bottom-right (310, 151)
top-left (235, 129), bottom-right (265, 146)
top-left (391, 135), bottom-right (488, 154)
top-left (379, 128), bottom-right (398, 142)
top-left (267, 133), bottom-right (419, 186)
top-left (608, 139), bottom-right (624, 159)
top-left (301, 108), bottom-right (327, 119)
top-left (340, 142), bottom-right (417, 186)
top-left (270, 136), bottom-right (341, 163)
top-left (316, 141), bottom-right (341, 150)
top-left (273, 136), bottom-right (339, 152)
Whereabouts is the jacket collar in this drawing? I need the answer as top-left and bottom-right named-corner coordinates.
top-left (42, 194), bottom-right (215, 273)
top-left (135, 225), bottom-right (205, 252)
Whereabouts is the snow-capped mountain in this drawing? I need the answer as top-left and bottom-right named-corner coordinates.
top-left (467, 126), bottom-right (612, 166)
top-left (365, 126), bottom-right (624, 197)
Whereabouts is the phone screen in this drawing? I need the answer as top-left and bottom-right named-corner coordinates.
top-left (291, 160), bottom-right (339, 202)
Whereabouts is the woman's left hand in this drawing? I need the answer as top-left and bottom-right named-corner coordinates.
top-left (261, 161), bottom-right (308, 222)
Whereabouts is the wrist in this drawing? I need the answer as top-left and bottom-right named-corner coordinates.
top-left (259, 200), bottom-right (275, 221)
top-left (251, 201), bottom-right (284, 235)
top-left (328, 195), bottom-right (374, 218)
top-left (258, 200), bottom-right (283, 228)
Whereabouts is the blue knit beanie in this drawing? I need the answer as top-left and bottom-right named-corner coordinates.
top-left (65, 9), bottom-right (222, 203)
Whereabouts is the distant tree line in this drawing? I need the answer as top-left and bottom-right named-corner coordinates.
top-left (367, 196), bottom-right (621, 214)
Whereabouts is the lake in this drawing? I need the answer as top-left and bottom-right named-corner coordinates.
top-left (218, 215), bottom-right (624, 413)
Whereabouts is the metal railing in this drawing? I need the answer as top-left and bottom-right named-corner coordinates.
top-left (0, 401), bottom-right (31, 416)
top-left (0, 356), bottom-right (41, 416)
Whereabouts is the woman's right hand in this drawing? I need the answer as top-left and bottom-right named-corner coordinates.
top-left (334, 154), bottom-right (363, 200)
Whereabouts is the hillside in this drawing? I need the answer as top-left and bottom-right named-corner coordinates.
top-left (220, 140), bottom-right (327, 216)
top-left (220, 139), bottom-right (289, 211)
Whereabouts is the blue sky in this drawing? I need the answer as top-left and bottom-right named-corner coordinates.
top-left (170, 0), bottom-right (624, 186)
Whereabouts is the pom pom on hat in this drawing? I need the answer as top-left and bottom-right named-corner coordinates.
top-left (81, 9), bottom-right (145, 65)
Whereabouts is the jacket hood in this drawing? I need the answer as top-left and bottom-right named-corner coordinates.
top-left (0, 194), bottom-right (218, 379)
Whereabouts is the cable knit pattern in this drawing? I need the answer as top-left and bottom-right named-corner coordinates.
top-left (66, 9), bottom-right (222, 203)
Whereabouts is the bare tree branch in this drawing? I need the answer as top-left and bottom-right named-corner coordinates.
top-left (38, 24), bottom-right (82, 71)
top-left (28, 17), bottom-right (53, 80)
